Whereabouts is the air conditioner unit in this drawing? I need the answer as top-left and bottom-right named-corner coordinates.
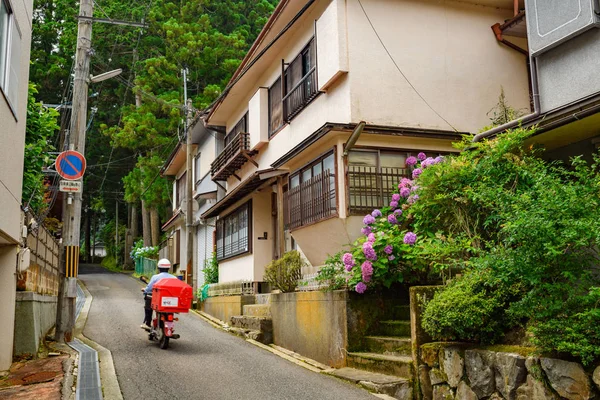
top-left (17, 248), bottom-right (31, 273)
top-left (526, 0), bottom-right (600, 56)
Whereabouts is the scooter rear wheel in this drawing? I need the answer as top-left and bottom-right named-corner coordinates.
top-left (157, 321), bottom-right (169, 349)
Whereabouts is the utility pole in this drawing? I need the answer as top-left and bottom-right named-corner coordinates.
top-left (115, 199), bottom-right (119, 266)
top-left (55, 0), bottom-right (94, 343)
top-left (183, 69), bottom-right (195, 293)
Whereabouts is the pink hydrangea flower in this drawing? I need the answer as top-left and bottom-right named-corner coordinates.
top-left (417, 152), bottom-right (426, 161)
top-left (389, 201), bottom-right (398, 209)
top-left (355, 282), bottom-right (367, 294)
top-left (342, 252), bottom-right (354, 266)
top-left (362, 242), bottom-right (377, 261)
top-left (408, 194), bottom-right (420, 204)
top-left (384, 245), bottom-right (393, 255)
top-left (400, 187), bottom-right (411, 198)
top-left (412, 168), bottom-right (423, 179)
top-left (403, 232), bottom-right (417, 245)
top-left (388, 214), bottom-right (398, 224)
top-left (361, 261), bottom-right (373, 282)
top-left (361, 226), bottom-right (372, 235)
top-left (406, 156), bottom-right (417, 166)
top-left (388, 255), bottom-right (395, 261)
top-left (367, 233), bottom-right (376, 243)
top-left (421, 157), bottom-right (435, 168)
top-left (391, 193), bottom-right (400, 202)
top-left (400, 178), bottom-right (413, 187)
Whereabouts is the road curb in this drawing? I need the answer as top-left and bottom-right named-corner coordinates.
top-left (75, 280), bottom-right (124, 400)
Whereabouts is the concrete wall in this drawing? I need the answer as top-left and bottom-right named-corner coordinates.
top-left (13, 292), bottom-right (57, 356)
top-left (0, 247), bottom-right (17, 370)
top-left (200, 295), bottom-right (255, 324)
top-left (270, 290), bottom-right (349, 368)
top-left (346, 0), bottom-right (530, 133)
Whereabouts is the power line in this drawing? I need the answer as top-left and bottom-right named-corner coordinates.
top-left (0, 178), bottom-right (21, 206)
top-left (356, 0), bottom-right (458, 132)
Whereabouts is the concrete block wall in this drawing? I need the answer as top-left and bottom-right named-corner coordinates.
top-left (13, 292), bottom-right (57, 356)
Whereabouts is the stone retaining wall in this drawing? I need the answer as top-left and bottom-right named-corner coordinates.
top-left (418, 342), bottom-right (600, 400)
top-left (14, 292), bottom-right (57, 356)
top-left (200, 295), bottom-right (255, 323)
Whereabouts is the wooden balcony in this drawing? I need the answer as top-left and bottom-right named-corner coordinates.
top-left (210, 132), bottom-right (258, 181)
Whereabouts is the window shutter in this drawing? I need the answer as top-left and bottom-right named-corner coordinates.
top-left (6, 18), bottom-right (20, 114)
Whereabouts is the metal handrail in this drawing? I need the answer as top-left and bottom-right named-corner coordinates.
top-left (210, 132), bottom-right (250, 175)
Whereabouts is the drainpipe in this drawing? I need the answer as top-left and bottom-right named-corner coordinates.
top-left (343, 121), bottom-right (367, 156)
top-left (473, 56), bottom-right (540, 142)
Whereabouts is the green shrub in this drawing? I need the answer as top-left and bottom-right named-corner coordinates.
top-left (203, 253), bottom-right (218, 284)
top-left (422, 269), bottom-right (524, 343)
top-left (264, 251), bottom-right (305, 293)
top-left (315, 252), bottom-right (348, 291)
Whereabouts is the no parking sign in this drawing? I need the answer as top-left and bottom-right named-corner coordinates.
top-left (55, 150), bottom-right (86, 181)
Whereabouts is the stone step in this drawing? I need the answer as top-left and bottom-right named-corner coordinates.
top-left (326, 367), bottom-right (412, 399)
top-left (229, 315), bottom-right (272, 332)
top-left (347, 352), bottom-right (413, 379)
top-left (255, 293), bottom-right (271, 304)
top-left (390, 305), bottom-right (411, 321)
top-left (377, 321), bottom-right (411, 337)
top-left (364, 336), bottom-right (412, 357)
top-left (243, 304), bottom-right (271, 318)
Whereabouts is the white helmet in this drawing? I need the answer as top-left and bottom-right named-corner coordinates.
top-left (157, 258), bottom-right (172, 271)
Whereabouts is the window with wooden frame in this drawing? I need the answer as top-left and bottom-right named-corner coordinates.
top-left (216, 201), bottom-right (251, 260)
top-left (175, 171), bottom-right (187, 209)
top-left (284, 150), bottom-right (336, 230)
top-left (347, 149), bottom-right (442, 214)
top-left (282, 37), bottom-right (318, 122)
top-left (224, 113), bottom-right (248, 147)
top-left (268, 77), bottom-right (283, 137)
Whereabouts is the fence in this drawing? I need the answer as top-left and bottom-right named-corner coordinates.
top-left (17, 212), bottom-right (60, 296)
top-left (135, 257), bottom-right (157, 278)
top-left (283, 67), bottom-right (318, 121)
top-left (206, 280), bottom-right (254, 297)
top-left (347, 166), bottom-right (409, 214)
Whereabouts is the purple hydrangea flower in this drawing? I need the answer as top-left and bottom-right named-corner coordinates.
top-left (342, 253), bottom-right (354, 266)
top-left (400, 178), bottom-right (413, 187)
top-left (406, 156), bottom-right (418, 166)
top-left (408, 194), bottom-right (420, 204)
top-left (411, 185), bottom-right (420, 192)
top-left (361, 261), bottom-right (373, 283)
top-left (434, 156), bottom-right (444, 164)
top-left (421, 157), bottom-right (435, 168)
top-left (361, 226), bottom-right (372, 235)
top-left (345, 264), bottom-right (353, 272)
top-left (367, 233), bottom-right (376, 243)
top-left (388, 255), bottom-right (395, 261)
top-left (362, 242), bottom-right (377, 261)
top-left (417, 152), bottom-right (427, 161)
top-left (371, 209), bottom-right (382, 218)
top-left (394, 209), bottom-right (403, 216)
top-left (355, 282), bottom-right (367, 294)
top-left (400, 187), bottom-right (411, 198)
top-left (389, 201), bottom-right (398, 209)
top-left (403, 232), bottom-right (417, 245)
top-left (388, 214), bottom-right (398, 224)
top-left (412, 168), bottom-right (423, 179)
top-left (384, 245), bottom-right (393, 255)
top-left (363, 214), bottom-right (376, 225)
top-left (391, 193), bottom-right (400, 202)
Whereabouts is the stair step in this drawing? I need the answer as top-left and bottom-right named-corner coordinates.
top-left (229, 315), bottom-right (272, 332)
top-left (243, 304), bottom-right (271, 318)
top-left (347, 352), bottom-right (413, 379)
top-left (326, 367), bottom-right (412, 399)
top-left (377, 321), bottom-right (411, 337)
top-left (390, 305), bottom-right (411, 321)
top-left (364, 336), bottom-right (412, 357)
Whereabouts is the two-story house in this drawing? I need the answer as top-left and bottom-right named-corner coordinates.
top-left (475, 0), bottom-right (600, 162)
top-left (0, 0), bottom-right (33, 371)
top-left (201, 0), bottom-right (530, 289)
top-left (161, 116), bottom-right (219, 293)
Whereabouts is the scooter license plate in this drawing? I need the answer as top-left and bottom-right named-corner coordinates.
top-left (161, 297), bottom-right (179, 307)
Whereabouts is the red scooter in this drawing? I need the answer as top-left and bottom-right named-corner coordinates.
top-left (141, 277), bottom-right (192, 349)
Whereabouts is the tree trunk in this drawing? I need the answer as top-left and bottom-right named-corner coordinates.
top-left (131, 202), bottom-right (138, 240)
top-left (141, 199), bottom-right (151, 247)
top-left (150, 207), bottom-right (160, 247)
top-left (84, 205), bottom-right (91, 263)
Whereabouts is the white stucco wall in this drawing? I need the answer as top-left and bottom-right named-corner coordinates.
top-left (346, 0), bottom-right (530, 133)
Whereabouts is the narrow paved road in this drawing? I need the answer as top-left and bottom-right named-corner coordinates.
top-left (79, 265), bottom-right (374, 400)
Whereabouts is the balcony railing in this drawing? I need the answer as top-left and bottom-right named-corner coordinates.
top-left (210, 132), bottom-right (258, 181)
top-left (347, 166), bottom-right (409, 215)
top-left (283, 67), bottom-right (318, 122)
top-left (284, 170), bottom-right (336, 230)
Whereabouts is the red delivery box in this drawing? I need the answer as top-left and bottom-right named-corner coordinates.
top-left (151, 278), bottom-right (193, 313)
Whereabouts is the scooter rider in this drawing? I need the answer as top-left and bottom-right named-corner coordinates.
top-left (141, 258), bottom-right (177, 330)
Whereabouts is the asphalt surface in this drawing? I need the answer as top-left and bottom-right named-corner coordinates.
top-left (78, 264), bottom-right (375, 400)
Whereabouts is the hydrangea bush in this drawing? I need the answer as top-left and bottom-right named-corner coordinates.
top-left (343, 152), bottom-right (447, 293)
top-left (130, 240), bottom-right (159, 260)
